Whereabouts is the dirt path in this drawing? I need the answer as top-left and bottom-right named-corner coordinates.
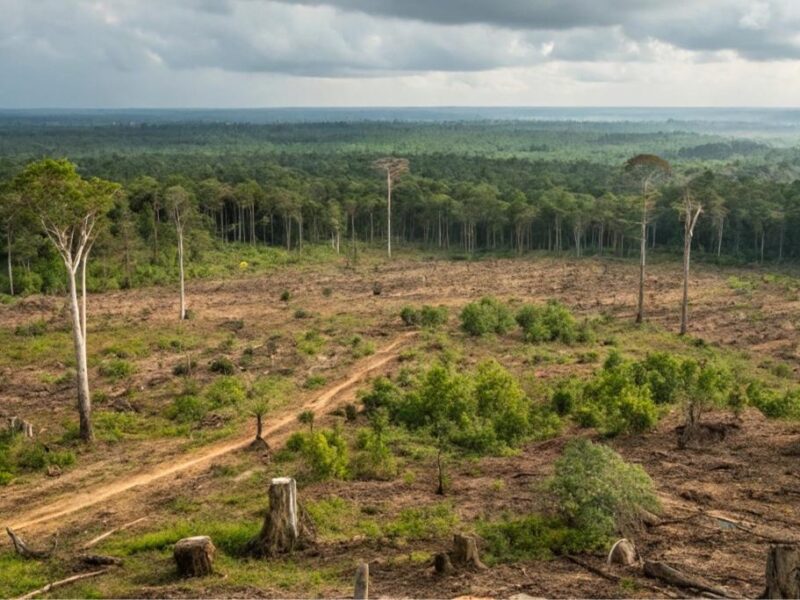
top-left (6, 332), bottom-right (415, 532)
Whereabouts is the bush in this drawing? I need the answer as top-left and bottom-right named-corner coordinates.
top-left (301, 427), bottom-right (349, 480)
top-left (360, 377), bottom-right (402, 415)
top-left (205, 376), bottom-right (246, 407)
top-left (303, 375), bottom-right (327, 389)
top-left (548, 439), bottom-right (659, 545)
top-left (478, 514), bottom-right (593, 564)
top-left (99, 359), bottom-right (135, 381)
top-left (167, 394), bottom-right (209, 423)
top-left (516, 301), bottom-right (580, 344)
top-left (420, 305), bottom-right (448, 328)
top-left (353, 412), bottom-right (397, 480)
top-left (746, 382), bottom-right (800, 419)
top-left (209, 356), bottom-right (236, 375)
top-left (280, 289), bottom-right (291, 302)
top-left (460, 297), bottom-right (514, 336)
top-left (400, 306), bottom-right (421, 326)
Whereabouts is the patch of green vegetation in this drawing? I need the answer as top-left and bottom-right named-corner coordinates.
top-left (400, 304), bottom-right (449, 329)
top-left (460, 297), bottom-right (515, 337)
top-left (209, 356), bottom-right (236, 375)
top-left (384, 503), bottom-right (458, 540)
top-left (98, 358), bottom-right (136, 381)
top-left (14, 319), bottom-right (48, 337)
top-left (297, 329), bottom-right (325, 356)
top-left (303, 374), bottom-right (327, 389)
top-left (205, 376), bottom-right (246, 407)
top-left (0, 431), bottom-right (75, 484)
top-left (0, 552), bottom-right (51, 597)
top-left (108, 519), bottom-right (259, 557)
top-left (305, 497), bottom-right (382, 541)
top-left (515, 300), bottom-right (588, 344)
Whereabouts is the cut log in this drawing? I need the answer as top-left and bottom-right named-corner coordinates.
top-left (251, 477), bottom-right (307, 556)
top-left (173, 536), bottom-right (215, 577)
top-left (607, 538), bottom-right (637, 566)
top-left (644, 560), bottom-right (731, 597)
top-left (434, 552), bottom-right (453, 575)
top-left (6, 527), bottom-right (53, 559)
top-left (78, 554), bottom-right (123, 567)
top-left (451, 534), bottom-right (487, 570)
top-left (354, 562), bottom-right (369, 599)
top-left (764, 545), bottom-right (800, 599)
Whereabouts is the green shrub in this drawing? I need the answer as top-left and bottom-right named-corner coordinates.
top-left (478, 514), bottom-right (593, 564)
top-left (549, 439), bottom-right (659, 545)
top-left (460, 297), bottom-right (514, 337)
top-left (280, 289), bottom-right (291, 302)
top-left (353, 412), bottom-right (397, 480)
top-left (209, 356), bottom-right (235, 375)
top-left (746, 382), bottom-right (800, 419)
top-left (294, 308), bottom-right (311, 319)
top-left (420, 305), bottom-right (449, 328)
top-left (167, 394), bottom-right (209, 423)
top-left (304, 375), bottom-right (327, 389)
top-left (300, 427), bottom-right (349, 480)
top-left (400, 306), bottom-right (420, 326)
top-left (172, 358), bottom-right (197, 377)
top-left (384, 503), bottom-right (458, 540)
top-left (360, 377), bottom-right (402, 415)
top-left (205, 376), bottom-right (246, 407)
top-left (516, 300), bottom-right (579, 344)
top-left (98, 358), bottom-right (135, 381)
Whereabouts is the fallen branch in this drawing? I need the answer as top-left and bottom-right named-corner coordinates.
top-left (566, 556), bottom-right (679, 598)
top-left (15, 569), bottom-right (109, 600)
top-left (644, 560), bottom-right (732, 598)
top-left (6, 528), bottom-right (55, 559)
top-left (81, 517), bottom-right (147, 549)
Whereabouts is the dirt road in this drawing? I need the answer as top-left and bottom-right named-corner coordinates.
top-left (6, 331), bottom-right (415, 532)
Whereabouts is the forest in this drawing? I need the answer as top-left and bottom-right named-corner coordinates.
top-left (2, 113), bottom-right (800, 299)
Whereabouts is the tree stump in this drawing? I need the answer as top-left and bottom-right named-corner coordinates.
top-left (173, 536), bottom-right (215, 577)
top-left (434, 552), bottom-right (453, 575)
top-left (607, 538), bottom-right (637, 566)
top-left (354, 562), bottom-right (369, 599)
top-left (765, 545), bottom-right (800, 599)
top-left (451, 534), bottom-right (487, 570)
top-left (252, 477), bottom-right (301, 556)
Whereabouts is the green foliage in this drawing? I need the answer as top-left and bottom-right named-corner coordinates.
top-left (303, 374), bottom-right (327, 389)
top-left (478, 514), bottom-right (598, 564)
top-left (166, 394), bottom-right (209, 423)
top-left (400, 304), bottom-right (449, 329)
top-left (384, 503), bottom-right (458, 540)
top-left (359, 376), bottom-right (402, 415)
top-left (549, 439), bottom-right (660, 545)
top-left (515, 300), bottom-right (581, 344)
top-left (297, 330), bottom-right (325, 356)
top-left (745, 382), bottom-right (800, 419)
top-left (0, 430), bottom-right (76, 484)
top-left (209, 356), bottom-right (236, 375)
top-left (280, 289), bottom-right (291, 302)
top-left (353, 410), bottom-right (397, 480)
top-left (460, 297), bottom-right (515, 337)
top-left (205, 376), bottom-right (246, 407)
top-left (98, 358), bottom-right (135, 381)
top-left (299, 427), bottom-right (349, 480)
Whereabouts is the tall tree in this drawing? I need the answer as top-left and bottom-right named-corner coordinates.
top-left (625, 154), bottom-right (671, 324)
top-left (0, 188), bottom-right (24, 295)
top-left (15, 159), bottom-right (118, 442)
top-left (678, 187), bottom-right (703, 335)
top-left (373, 157), bottom-right (409, 258)
top-left (165, 185), bottom-right (193, 320)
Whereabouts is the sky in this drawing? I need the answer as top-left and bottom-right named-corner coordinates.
top-left (1, 0), bottom-right (800, 108)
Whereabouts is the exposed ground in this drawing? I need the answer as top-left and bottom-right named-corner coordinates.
top-left (1, 252), bottom-right (800, 598)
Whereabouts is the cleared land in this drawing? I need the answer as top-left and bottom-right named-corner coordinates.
top-left (1, 253), bottom-right (800, 598)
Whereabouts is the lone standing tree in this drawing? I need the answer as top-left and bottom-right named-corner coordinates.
top-left (373, 157), bottom-right (409, 258)
top-left (678, 187), bottom-right (703, 336)
top-left (624, 154), bottom-right (671, 324)
top-left (164, 185), bottom-right (193, 320)
top-left (15, 159), bottom-right (118, 442)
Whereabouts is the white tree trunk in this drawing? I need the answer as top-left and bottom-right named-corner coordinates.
top-left (177, 227), bottom-right (186, 320)
top-left (386, 171), bottom-right (392, 258)
top-left (68, 267), bottom-right (93, 442)
top-left (636, 190), bottom-right (648, 324)
top-left (6, 228), bottom-right (13, 296)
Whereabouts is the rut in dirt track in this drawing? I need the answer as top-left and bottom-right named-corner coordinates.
top-left (6, 332), bottom-right (415, 532)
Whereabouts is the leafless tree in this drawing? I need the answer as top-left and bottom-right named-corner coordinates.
top-left (679, 188), bottom-right (703, 335)
top-left (373, 157), bottom-right (409, 258)
top-left (624, 154), bottom-right (671, 324)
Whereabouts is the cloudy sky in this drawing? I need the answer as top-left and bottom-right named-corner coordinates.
top-left (1, 0), bottom-right (799, 108)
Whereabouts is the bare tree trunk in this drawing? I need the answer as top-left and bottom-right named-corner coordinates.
top-left (637, 195), bottom-right (647, 324)
top-left (6, 227), bottom-right (13, 296)
top-left (177, 226), bottom-right (186, 320)
top-left (717, 219), bottom-right (724, 257)
top-left (68, 267), bottom-right (92, 442)
top-left (680, 198), bottom-right (702, 336)
top-left (386, 171), bottom-right (392, 258)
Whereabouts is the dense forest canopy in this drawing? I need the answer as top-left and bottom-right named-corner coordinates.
top-left (1, 108), bottom-right (800, 296)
